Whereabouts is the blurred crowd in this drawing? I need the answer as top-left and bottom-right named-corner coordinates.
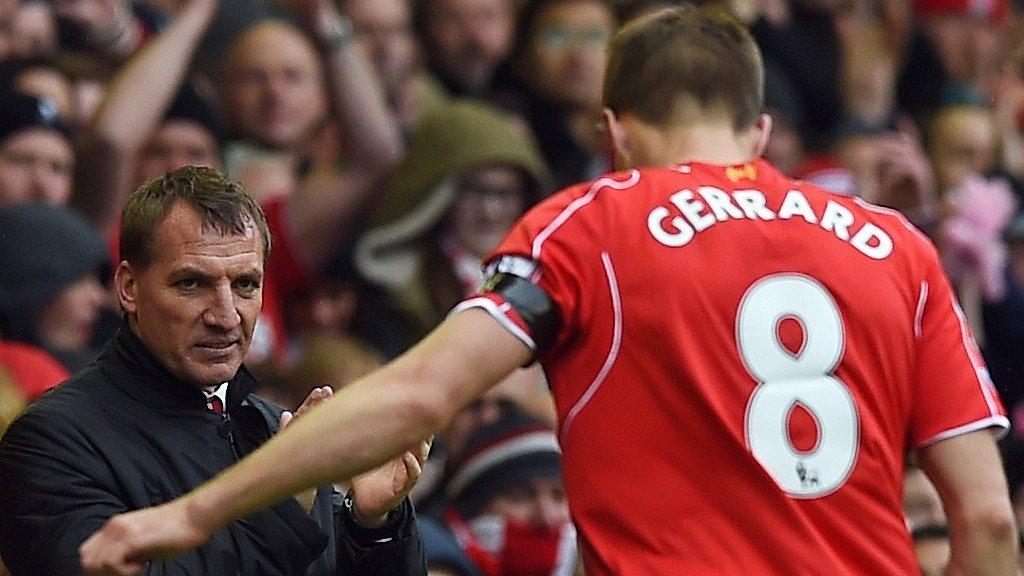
top-left (1, 0), bottom-right (1024, 573)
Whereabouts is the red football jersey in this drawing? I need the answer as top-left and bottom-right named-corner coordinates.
top-left (456, 159), bottom-right (1007, 575)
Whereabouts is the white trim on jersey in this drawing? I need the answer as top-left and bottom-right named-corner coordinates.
top-left (851, 196), bottom-right (931, 244)
top-left (560, 251), bottom-right (622, 443)
top-left (531, 170), bottom-right (641, 262)
top-left (948, 292), bottom-right (1002, 418)
top-left (913, 281), bottom-right (929, 339)
top-left (450, 297), bottom-right (537, 351)
top-left (916, 415), bottom-right (1011, 448)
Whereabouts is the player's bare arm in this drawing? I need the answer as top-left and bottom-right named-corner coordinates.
top-left (918, 429), bottom-right (1019, 576)
top-left (79, 309), bottom-right (531, 574)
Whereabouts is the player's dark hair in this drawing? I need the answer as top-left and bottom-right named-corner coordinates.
top-left (603, 4), bottom-right (764, 131)
top-left (120, 166), bottom-right (271, 269)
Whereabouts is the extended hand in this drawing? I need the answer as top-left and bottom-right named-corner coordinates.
top-left (79, 499), bottom-right (210, 576)
top-left (349, 438), bottom-right (432, 526)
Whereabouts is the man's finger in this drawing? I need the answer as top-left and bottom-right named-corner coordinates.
top-left (402, 451), bottom-right (422, 482)
top-left (279, 411), bottom-right (293, 429)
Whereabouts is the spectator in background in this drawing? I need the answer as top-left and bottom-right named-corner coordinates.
top-left (0, 57), bottom-right (75, 120)
top-left (413, 0), bottom-right (515, 97)
top-left (913, 524), bottom-right (952, 576)
top-left (0, 0), bottom-right (58, 59)
top-left (913, 0), bottom-right (1009, 107)
top-left (259, 335), bottom-right (384, 409)
top-left (497, 0), bottom-right (615, 189)
top-left (0, 339), bottom-right (69, 401)
top-left (0, 203), bottom-right (109, 372)
top-left (426, 413), bottom-right (576, 576)
top-left (903, 464), bottom-right (946, 531)
top-left (0, 91), bottom-right (74, 208)
top-left (51, 0), bottom-right (158, 61)
top-left (354, 101), bottom-right (549, 339)
top-left (342, 0), bottom-right (447, 134)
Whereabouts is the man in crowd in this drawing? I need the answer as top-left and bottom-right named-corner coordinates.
top-left (0, 167), bottom-right (427, 574)
top-left (80, 7), bottom-right (1018, 575)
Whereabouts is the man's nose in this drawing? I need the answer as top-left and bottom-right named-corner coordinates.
top-left (203, 283), bottom-right (241, 331)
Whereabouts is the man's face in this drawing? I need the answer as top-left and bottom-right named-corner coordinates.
top-left (484, 476), bottom-right (570, 529)
top-left (522, 0), bottom-right (614, 108)
top-left (137, 121), bottom-right (222, 186)
top-left (424, 0), bottom-right (513, 93)
top-left (116, 202), bottom-right (264, 388)
top-left (345, 0), bottom-right (419, 94)
top-left (0, 129), bottom-right (73, 207)
top-left (930, 108), bottom-right (995, 192)
top-left (222, 23), bottom-right (328, 150)
top-left (33, 274), bottom-right (106, 351)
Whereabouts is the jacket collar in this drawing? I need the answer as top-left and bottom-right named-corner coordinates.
top-left (97, 322), bottom-right (257, 415)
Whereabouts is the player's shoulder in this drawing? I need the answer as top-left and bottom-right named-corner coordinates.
top-left (517, 169), bottom-right (644, 226)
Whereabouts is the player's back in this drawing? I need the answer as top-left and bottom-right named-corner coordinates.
top-left (498, 159), bottom-right (1006, 575)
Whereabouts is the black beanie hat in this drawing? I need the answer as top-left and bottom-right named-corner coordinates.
top-left (0, 91), bottom-right (70, 147)
top-left (446, 413), bottom-right (562, 519)
top-left (0, 203), bottom-right (109, 343)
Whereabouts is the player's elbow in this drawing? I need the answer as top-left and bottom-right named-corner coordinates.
top-left (954, 499), bottom-right (1018, 544)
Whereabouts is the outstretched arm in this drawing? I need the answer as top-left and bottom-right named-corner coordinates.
top-left (918, 429), bottom-right (1019, 576)
top-left (285, 0), bottom-right (405, 271)
top-left (72, 0), bottom-right (218, 235)
top-left (79, 309), bottom-right (530, 575)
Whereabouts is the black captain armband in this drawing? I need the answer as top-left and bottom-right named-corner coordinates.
top-left (481, 256), bottom-right (561, 354)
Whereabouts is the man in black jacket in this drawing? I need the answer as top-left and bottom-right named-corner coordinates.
top-left (0, 166), bottom-right (428, 575)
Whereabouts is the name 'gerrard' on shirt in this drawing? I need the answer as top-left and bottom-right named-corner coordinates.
top-left (646, 186), bottom-right (893, 259)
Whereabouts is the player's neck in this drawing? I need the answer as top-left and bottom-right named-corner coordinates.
top-left (615, 116), bottom-right (759, 170)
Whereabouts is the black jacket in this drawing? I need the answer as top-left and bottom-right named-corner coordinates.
top-left (0, 325), bottom-right (426, 575)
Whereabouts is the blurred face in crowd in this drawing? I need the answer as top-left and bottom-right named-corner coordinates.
top-left (449, 165), bottom-right (528, 260)
top-left (32, 274), bottom-right (106, 351)
top-left (422, 0), bottom-right (513, 93)
top-left (116, 202), bottom-right (264, 387)
top-left (520, 0), bottom-right (614, 108)
top-left (0, 1), bottom-right (57, 59)
top-left (903, 467), bottom-right (946, 530)
top-left (922, 15), bottom-right (1001, 92)
top-left (222, 22), bottom-right (328, 150)
top-left (344, 0), bottom-right (419, 94)
top-left (137, 120), bottom-right (222, 185)
top-left (0, 128), bottom-right (74, 207)
top-left (929, 107), bottom-right (995, 193)
top-left (484, 476), bottom-right (570, 529)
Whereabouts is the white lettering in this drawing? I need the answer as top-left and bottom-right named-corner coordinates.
top-left (733, 190), bottom-right (776, 220)
top-left (647, 187), bottom-right (894, 260)
top-left (778, 190), bottom-right (818, 224)
top-left (698, 186), bottom-right (745, 221)
top-left (820, 201), bottom-right (854, 240)
top-left (648, 206), bottom-right (694, 247)
top-left (669, 189), bottom-right (715, 232)
top-left (850, 222), bottom-right (893, 259)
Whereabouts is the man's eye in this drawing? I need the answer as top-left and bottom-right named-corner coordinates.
top-left (236, 278), bottom-right (260, 292)
top-left (175, 278), bottom-right (200, 290)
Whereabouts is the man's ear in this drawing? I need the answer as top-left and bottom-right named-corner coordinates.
top-left (115, 261), bottom-right (138, 316)
top-left (603, 107), bottom-right (630, 170)
top-left (752, 113), bottom-right (773, 157)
